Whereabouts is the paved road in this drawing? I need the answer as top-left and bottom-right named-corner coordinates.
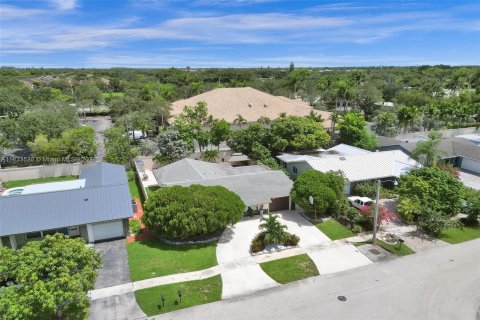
top-left (81, 116), bottom-right (112, 161)
top-left (155, 239), bottom-right (480, 320)
top-left (460, 170), bottom-right (480, 190)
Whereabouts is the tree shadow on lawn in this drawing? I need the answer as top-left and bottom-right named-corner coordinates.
top-left (134, 239), bottom-right (217, 252)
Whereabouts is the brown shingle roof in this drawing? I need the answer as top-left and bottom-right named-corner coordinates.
top-left (170, 87), bottom-right (331, 128)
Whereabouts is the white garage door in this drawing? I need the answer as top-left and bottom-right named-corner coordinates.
top-left (92, 220), bottom-right (124, 242)
top-left (461, 158), bottom-right (480, 174)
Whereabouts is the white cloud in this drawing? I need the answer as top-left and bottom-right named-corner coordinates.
top-left (0, 5), bottom-right (44, 19)
top-left (48, 0), bottom-right (77, 10)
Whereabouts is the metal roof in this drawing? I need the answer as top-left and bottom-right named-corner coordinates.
top-left (298, 150), bottom-right (421, 182)
top-left (0, 163), bottom-right (132, 236)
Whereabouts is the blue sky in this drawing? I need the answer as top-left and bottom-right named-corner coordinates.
top-left (0, 0), bottom-right (479, 68)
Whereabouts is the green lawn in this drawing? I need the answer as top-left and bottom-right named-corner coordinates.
top-left (128, 178), bottom-right (142, 200)
top-left (3, 175), bottom-right (77, 189)
top-left (134, 275), bottom-right (222, 316)
top-left (439, 226), bottom-right (480, 244)
top-left (316, 219), bottom-right (355, 240)
top-left (127, 240), bottom-right (218, 281)
top-left (354, 239), bottom-right (415, 256)
top-left (260, 254), bottom-right (319, 284)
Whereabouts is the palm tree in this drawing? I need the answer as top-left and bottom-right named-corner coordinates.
top-left (233, 114), bottom-right (247, 128)
top-left (306, 110), bottom-right (324, 123)
top-left (257, 116), bottom-right (271, 127)
top-left (328, 112), bottom-right (340, 137)
top-left (259, 214), bottom-right (288, 245)
top-left (412, 131), bottom-right (443, 167)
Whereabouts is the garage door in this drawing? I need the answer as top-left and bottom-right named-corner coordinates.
top-left (461, 158), bottom-right (480, 174)
top-left (92, 220), bottom-right (124, 242)
top-left (269, 197), bottom-right (290, 212)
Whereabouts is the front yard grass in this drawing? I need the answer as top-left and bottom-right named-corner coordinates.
top-left (354, 239), bottom-right (415, 256)
top-left (260, 254), bottom-right (318, 284)
top-left (3, 175), bottom-right (77, 189)
top-left (128, 178), bottom-right (142, 200)
top-left (134, 275), bottom-right (222, 316)
top-left (316, 219), bottom-right (355, 240)
top-left (439, 225), bottom-right (480, 244)
top-left (127, 239), bottom-right (218, 281)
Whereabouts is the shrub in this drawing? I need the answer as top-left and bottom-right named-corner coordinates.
top-left (126, 170), bottom-right (136, 181)
top-left (352, 225), bottom-right (363, 234)
top-left (352, 181), bottom-right (397, 199)
top-left (143, 185), bottom-right (245, 240)
top-left (464, 188), bottom-right (480, 226)
top-left (129, 219), bottom-right (142, 235)
top-left (417, 208), bottom-right (459, 236)
top-left (284, 233), bottom-right (300, 246)
top-left (250, 233), bottom-right (266, 253)
top-left (397, 198), bottom-right (420, 222)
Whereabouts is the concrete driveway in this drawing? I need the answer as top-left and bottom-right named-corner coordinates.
top-left (217, 211), bottom-right (371, 299)
top-left (89, 292), bottom-right (145, 320)
top-left (93, 239), bottom-right (131, 289)
top-left (90, 240), bottom-right (146, 320)
top-left (460, 170), bottom-right (480, 190)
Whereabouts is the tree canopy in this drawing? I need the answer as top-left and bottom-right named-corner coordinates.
top-left (337, 112), bottom-right (377, 150)
top-left (291, 170), bottom-right (345, 215)
top-left (143, 185), bottom-right (245, 240)
top-left (0, 234), bottom-right (101, 320)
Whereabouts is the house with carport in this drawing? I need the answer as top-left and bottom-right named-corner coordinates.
top-left (277, 144), bottom-right (421, 194)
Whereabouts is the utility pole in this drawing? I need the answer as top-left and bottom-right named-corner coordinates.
top-left (373, 179), bottom-right (381, 244)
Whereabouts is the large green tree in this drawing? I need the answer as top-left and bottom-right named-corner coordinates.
top-left (397, 167), bottom-right (464, 232)
top-left (337, 112), bottom-right (377, 150)
top-left (270, 116), bottom-right (330, 151)
top-left (143, 185), bottom-right (245, 240)
top-left (411, 131), bottom-right (443, 167)
top-left (291, 170), bottom-right (345, 215)
top-left (372, 111), bottom-right (399, 137)
top-left (104, 126), bottom-right (138, 164)
top-left (0, 234), bottom-right (101, 320)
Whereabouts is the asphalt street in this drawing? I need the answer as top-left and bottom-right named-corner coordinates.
top-left (155, 239), bottom-right (480, 320)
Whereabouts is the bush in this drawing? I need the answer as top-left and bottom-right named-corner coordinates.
top-left (352, 225), bottom-right (363, 234)
top-left (284, 233), bottom-right (300, 246)
top-left (464, 188), bottom-right (480, 226)
top-left (129, 219), bottom-right (142, 235)
top-left (417, 208), bottom-right (459, 236)
top-left (397, 198), bottom-right (419, 223)
top-left (352, 181), bottom-right (397, 199)
top-left (126, 170), bottom-right (136, 181)
top-left (143, 185), bottom-right (245, 240)
top-left (250, 233), bottom-right (266, 253)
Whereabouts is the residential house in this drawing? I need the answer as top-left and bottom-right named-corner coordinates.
top-left (277, 144), bottom-right (421, 194)
top-left (152, 159), bottom-right (293, 212)
top-left (0, 163), bottom-right (133, 249)
top-left (170, 87), bottom-right (332, 129)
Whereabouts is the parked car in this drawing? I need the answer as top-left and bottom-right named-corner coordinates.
top-left (348, 196), bottom-right (374, 209)
top-left (128, 130), bottom-right (145, 140)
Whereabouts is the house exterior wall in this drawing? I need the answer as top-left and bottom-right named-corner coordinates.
top-left (80, 225), bottom-right (89, 242)
top-left (15, 234), bottom-right (27, 248)
top-left (122, 219), bottom-right (129, 237)
top-left (282, 161), bottom-right (313, 178)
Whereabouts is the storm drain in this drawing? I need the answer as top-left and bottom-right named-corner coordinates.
top-left (337, 296), bottom-right (347, 302)
top-left (369, 249), bottom-right (381, 255)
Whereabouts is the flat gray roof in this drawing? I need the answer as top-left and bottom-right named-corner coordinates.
top-left (0, 163), bottom-right (132, 236)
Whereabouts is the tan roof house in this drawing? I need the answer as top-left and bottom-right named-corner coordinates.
top-left (170, 87), bottom-right (331, 129)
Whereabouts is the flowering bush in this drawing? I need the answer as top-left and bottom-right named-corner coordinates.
top-left (359, 205), bottom-right (397, 225)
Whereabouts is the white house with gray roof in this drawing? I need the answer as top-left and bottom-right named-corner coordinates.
top-left (278, 145), bottom-right (421, 194)
top-left (0, 163), bottom-right (133, 249)
top-left (152, 159), bottom-right (293, 212)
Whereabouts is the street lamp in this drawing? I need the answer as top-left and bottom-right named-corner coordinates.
top-left (373, 179), bottom-right (398, 245)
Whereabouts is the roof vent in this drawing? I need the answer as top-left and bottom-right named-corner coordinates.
top-left (248, 102), bottom-right (252, 108)
top-left (339, 156), bottom-right (346, 161)
top-left (264, 103), bottom-right (268, 108)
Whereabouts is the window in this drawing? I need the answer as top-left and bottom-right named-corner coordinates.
top-left (293, 166), bottom-right (298, 174)
top-left (26, 232), bottom-right (42, 240)
top-left (43, 229), bottom-right (58, 236)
